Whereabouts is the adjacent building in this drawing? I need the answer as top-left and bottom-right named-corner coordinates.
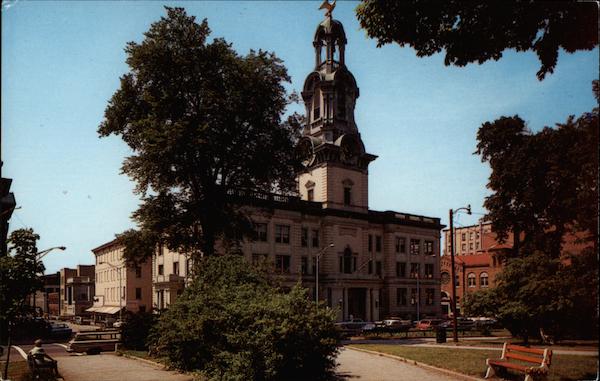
top-left (150, 13), bottom-right (444, 322)
top-left (28, 272), bottom-right (60, 317)
top-left (88, 239), bottom-right (152, 320)
top-left (59, 265), bottom-right (95, 317)
top-left (440, 221), bottom-right (590, 316)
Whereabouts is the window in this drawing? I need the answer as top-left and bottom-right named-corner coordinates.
top-left (469, 242), bottom-right (473, 250)
top-left (368, 260), bottom-right (373, 274)
top-left (341, 248), bottom-right (353, 274)
top-left (158, 264), bottom-right (164, 276)
top-left (455, 275), bottom-right (460, 288)
top-left (468, 273), bottom-right (476, 287)
top-left (410, 239), bottom-right (420, 255)
top-left (425, 264), bottom-right (434, 279)
top-left (313, 93), bottom-right (320, 121)
top-left (301, 257), bottom-right (309, 275)
top-left (135, 287), bottom-right (142, 300)
top-left (410, 288), bottom-right (418, 305)
top-left (424, 241), bottom-right (434, 256)
top-left (252, 253), bottom-right (268, 266)
top-left (480, 272), bottom-right (489, 287)
top-left (461, 233), bottom-right (466, 241)
top-left (469, 232), bottom-right (474, 240)
top-left (312, 229), bottom-right (320, 248)
top-left (343, 187), bottom-right (351, 205)
top-left (461, 243), bottom-right (466, 251)
top-left (254, 223), bottom-right (268, 242)
top-left (375, 236), bottom-right (382, 252)
top-left (425, 289), bottom-right (434, 305)
top-left (275, 255), bottom-right (291, 273)
top-left (301, 228), bottom-right (308, 247)
top-left (396, 288), bottom-right (407, 306)
top-left (173, 262), bottom-right (179, 276)
top-left (307, 189), bottom-right (314, 201)
top-left (396, 262), bottom-right (406, 277)
top-left (476, 242), bottom-right (480, 250)
top-left (135, 266), bottom-right (142, 278)
top-left (410, 263), bottom-right (420, 278)
top-left (368, 234), bottom-right (373, 252)
top-left (375, 261), bottom-right (382, 277)
top-left (395, 237), bottom-right (406, 253)
top-left (275, 225), bottom-right (290, 244)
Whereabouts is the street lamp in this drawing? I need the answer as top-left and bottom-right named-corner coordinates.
top-left (37, 246), bottom-right (66, 260)
top-left (449, 204), bottom-right (471, 343)
top-left (99, 261), bottom-right (123, 322)
top-left (315, 243), bottom-right (334, 308)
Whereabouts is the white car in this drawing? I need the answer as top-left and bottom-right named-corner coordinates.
top-left (112, 320), bottom-right (125, 328)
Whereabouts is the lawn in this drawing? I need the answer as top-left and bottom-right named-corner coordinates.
top-left (350, 344), bottom-right (598, 381)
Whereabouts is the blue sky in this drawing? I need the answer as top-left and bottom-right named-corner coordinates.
top-left (2, 1), bottom-right (598, 273)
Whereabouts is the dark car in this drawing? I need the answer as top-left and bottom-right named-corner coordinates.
top-left (47, 323), bottom-right (73, 339)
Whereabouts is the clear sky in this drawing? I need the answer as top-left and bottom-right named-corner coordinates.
top-left (2, 1), bottom-right (598, 274)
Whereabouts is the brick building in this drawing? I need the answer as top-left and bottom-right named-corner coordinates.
top-left (150, 13), bottom-right (444, 322)
top-left (59, 265), bottom-right (95, 317)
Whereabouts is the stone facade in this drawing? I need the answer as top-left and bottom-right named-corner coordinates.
top-left (91, 240), bottom-right (152, 317)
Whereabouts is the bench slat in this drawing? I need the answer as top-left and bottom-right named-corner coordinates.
top-left (507, 344), bottom-right (546, 355)
top-left (488, 360), bottom-right (529, 372)
top-left (505, 352), bottom-right (544, 364)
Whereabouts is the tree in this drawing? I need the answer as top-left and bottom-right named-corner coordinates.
top-left (99, 7), bottom-right (301, 261)
top-left (149, 255), bottom-right (340, 381)
top-left (0, 228), bottom-right (44, 378)
top-left (465, 250), bottom-right (598, 344)
top-left (475, 83), bottom-right (598, 257)
top-left (355, 1), bottom-right (598, 80)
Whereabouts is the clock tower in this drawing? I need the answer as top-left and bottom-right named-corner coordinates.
top-left (296, 12), bottom-right (376, 212)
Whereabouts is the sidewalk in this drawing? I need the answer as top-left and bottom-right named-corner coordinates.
top-left (336, 347), bottom-right (471, 381)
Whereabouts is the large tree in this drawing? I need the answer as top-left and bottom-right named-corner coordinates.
top-left (0, 228), bottom-right (44, 379)
top-left (475, 83), bottom-right (598, 257)
top-left (99, 7), bottom-right (301, 261)
top-left (356, 1), bottom-right (598, 80)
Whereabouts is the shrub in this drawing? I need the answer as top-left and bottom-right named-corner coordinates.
top-left (121, 311), bottom-right (157, 350)
top-left (149, 255), bottom-right (340, 381)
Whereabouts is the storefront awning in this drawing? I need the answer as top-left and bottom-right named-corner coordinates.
top-left (85, 306), bottom-right (121, 314)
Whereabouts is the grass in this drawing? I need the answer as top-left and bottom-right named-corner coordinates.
top-left (0, 360), bottom-right (32, 381)
top-left (361, 328), bottom-right (511, 340)
top-left (350, 344), bottom-right (598, 381)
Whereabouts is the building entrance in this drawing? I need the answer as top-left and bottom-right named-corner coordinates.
top-left (347, 288), bottom-right (366, 320)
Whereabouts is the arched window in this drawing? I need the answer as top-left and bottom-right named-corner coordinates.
top-left (480, 272), bottom-right (489, 287)
top-left (467, 273), bottom-right (476, 287)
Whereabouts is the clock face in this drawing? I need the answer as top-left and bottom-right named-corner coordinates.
top-left (441, 272), bottom-right (450, 285)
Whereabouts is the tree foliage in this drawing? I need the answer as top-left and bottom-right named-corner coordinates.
top-left (99, 7), bottom-right (301, 261)
top-left (149, 256), bottom-right (340, 381)
top-left (356, 0), bottom-right (598, 80)
top-left (465, 249), bottom-right (598, 343)
top-left (475, 83), bottom-right (598, 257)
top-left (0, 228), bottom-right (44, 322)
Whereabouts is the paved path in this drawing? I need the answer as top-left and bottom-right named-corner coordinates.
top-left (336, 347), bottom-right (465, 381)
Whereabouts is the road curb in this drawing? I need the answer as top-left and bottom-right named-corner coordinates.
top-left (119, 352), bottom-right (166, 368)
top-left (345, 346), bottom-right (486, 381)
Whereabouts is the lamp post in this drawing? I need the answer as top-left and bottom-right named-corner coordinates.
top-left (449, 204), bottom-right (471, 343)
top-left (315, 243), bottom-right (334, 308)
top-left (99, 261), bottom-right (123, 322)
top-left (35, 246), bottom-right (66, 316)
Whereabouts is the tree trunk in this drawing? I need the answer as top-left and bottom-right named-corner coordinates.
top-left (3, 322), bottom-right (11, 380)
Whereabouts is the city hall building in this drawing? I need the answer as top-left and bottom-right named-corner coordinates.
top-left (151, 14), bottom-right (444, 322)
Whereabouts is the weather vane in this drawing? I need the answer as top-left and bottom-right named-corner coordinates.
top-left (318, 0), bottom-right (336, 18)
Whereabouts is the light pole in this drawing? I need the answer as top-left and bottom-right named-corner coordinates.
top-left (449, 204), bottom-right (471, 343)
top-left (315, 243), bottom-right (334, 308)
top-left (99, 261), bottom-right (123, 323)
top-left (35, 246), bottom-right (66, 315)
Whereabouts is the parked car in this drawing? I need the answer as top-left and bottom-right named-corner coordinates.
top-left (440, 317), bottom-right (476, 330)
top-left (47, 323), bottom-right (73, 339)
top-left (66, 331), bottom-right (121, 354)
top-left (335, 319), bottom-right (368, 336)
top-left (112, 320), bottom-right (125, 328)
top-left (415, 319), bottom-right (443, 331)
top-left (382, 319), bottom-right (412, 332)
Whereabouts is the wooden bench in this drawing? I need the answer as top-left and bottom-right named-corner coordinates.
top-left (27, 353), bottom-right (59, 380)
top-left (485, 343), bottom-right (552, 381)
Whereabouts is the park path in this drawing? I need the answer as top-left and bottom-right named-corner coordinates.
top-left (335, 347), bottom-right (466, 381)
